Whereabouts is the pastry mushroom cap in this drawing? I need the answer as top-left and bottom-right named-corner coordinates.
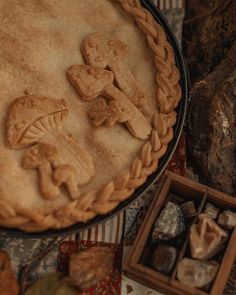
top-left (81, 32), bottom-right (129, 68)
top-left (6, 95), bottom-right (69, 149)
top-left (67, 65), bottom-right (114, 100)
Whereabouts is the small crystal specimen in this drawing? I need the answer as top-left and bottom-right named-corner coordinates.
top-left (152, 202), bottom-right (185, 240)
top-left (152, 245), bottom-right (177, 274)
top-left (69, 246), bottom-right (114, 290)
top-left (218, 210), bottom-right (236, 229)
top-left (190, 214), bottom-right (228, 260)
top-left (177, 258), bottom-right (219, 288)
top-left (181, 201), bottom-right (197, 218)
top-left (204, 203), bottom-right (219, 219)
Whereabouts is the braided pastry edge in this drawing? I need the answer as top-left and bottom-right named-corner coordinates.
top-left (0, 0), bottom-right (181, 232)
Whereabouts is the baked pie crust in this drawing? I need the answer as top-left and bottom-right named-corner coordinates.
top-left (0, 0), bottom-right (181, 232)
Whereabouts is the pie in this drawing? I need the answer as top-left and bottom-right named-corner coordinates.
top-left (0, 0), bottom-right (181, 232)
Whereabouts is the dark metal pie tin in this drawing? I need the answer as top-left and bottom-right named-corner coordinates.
top-left (0, 0), bottom-right (188, 238)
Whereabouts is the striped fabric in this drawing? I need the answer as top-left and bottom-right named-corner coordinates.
top-left (79, 212), bottom-right (124, 244)
top-left (154, 0), bottom-right (184, 9)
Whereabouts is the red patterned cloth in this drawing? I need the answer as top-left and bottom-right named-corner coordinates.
top-left (57, 240), bottom-right (123, 295)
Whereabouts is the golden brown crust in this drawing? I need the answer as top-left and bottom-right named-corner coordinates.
top-left (0, 0), bottom-right (181, 232)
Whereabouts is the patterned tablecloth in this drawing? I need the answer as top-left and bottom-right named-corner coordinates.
top-left (0, 1), bottom-right (235, 295)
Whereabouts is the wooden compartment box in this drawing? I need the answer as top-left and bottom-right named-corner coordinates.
top-left (124, 171), bottom-right (236, 295)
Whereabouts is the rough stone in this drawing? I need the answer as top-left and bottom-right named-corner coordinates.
top-left (181, 201), bottom-right (197, 218)
top-left (152, 245), bottom-right (177, 274)
top-left (204, 203), bottom-right (220, 219)
top-left (177, 258), bottom-right (219, 288)
top-left (218, 210), bottom-right (236, 229)
top-left (152, 202), bottom-right (185, 241)
top-left (190, 214), bottom-right (228, 260)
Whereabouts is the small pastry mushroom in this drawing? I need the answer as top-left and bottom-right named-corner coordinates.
top-left (81, 32), bottom-right (129, 69)
top-left (190, 214), bottom-right (228, 260)
top-left (6, 95), bottom-right (95, 199)
top-left (81, 32), bottom-right (148, 116)
top-left (22, 142), bottom-right (60, 199)
top-left (67, 65), bottom-right (151, 140)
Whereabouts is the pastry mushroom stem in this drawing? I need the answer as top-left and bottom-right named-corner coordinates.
top-left (53, 164), bottom-right (80, 200)
top-left (81, 32), bottom-right (148, 116)
top-left (22, 143), bottom-right (60, 199)
top-left (67, 65), bottom-right (151, 140)
top-left (6, 95), bottom-right (95, 199)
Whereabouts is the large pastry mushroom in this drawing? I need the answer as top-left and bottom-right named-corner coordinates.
top-left (81, 32), bottom-right (148, 116)
top-left (6, 95), bottom-right (94, 199)
top-left (67, 65), bottom-right (151, 140)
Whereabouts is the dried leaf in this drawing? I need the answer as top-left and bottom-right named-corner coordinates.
top-left (89, 98), bottom-right (124, 127)
top-left (69, 246), bottom-right (114, 290)
top-left (0, 251), bottom-right (19, 295)
top-left (25, 273), bottom-right (76, 295)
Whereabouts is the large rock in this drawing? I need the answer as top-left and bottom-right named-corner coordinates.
top-left (218, 210), bottom-right (236, 229)
top-left (152, 245), bottom-right (177, 274)
top-left (187, 44), bottom-right (236, 196)
top-left (152, 202), bottom-right (185, 241)
top-left (190, 214), bottom-right (228, 260)
top-left (183, 0), bottom-right (236, 82)
top-left (177, 258), bottom-right (219, 288)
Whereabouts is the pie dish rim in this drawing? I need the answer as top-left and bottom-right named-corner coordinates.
top-left (0, 0), bottom-right (188, 236)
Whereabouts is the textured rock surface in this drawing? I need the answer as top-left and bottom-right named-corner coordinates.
top-left (187, 45), bottom-right (236, 196)
top-left (204, 203), bottom-right (220, 220)
top-left (152, 245), bottom-right (177, 274)
top-left (190, 214), bottom-right (228, 260)
top-left (181, 201), bottom-right (197, 218)
top-left (183, 0), bottom-right (236, 82)
top-left (177, 258), bottom-right (219, 288)
top-left (152, 202), bottom-right (185, 240)
top-left (218, 210), bottom-right (236, 229)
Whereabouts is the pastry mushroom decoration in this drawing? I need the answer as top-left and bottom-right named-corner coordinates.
top-left (67, 65), bottom-right (151, 140)
top-left (190, 214), bottom-right (228, 260)
top-left (5, 95), bottom-right (95, 200)
top-left (81, 32), bottom-right (148, 116)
